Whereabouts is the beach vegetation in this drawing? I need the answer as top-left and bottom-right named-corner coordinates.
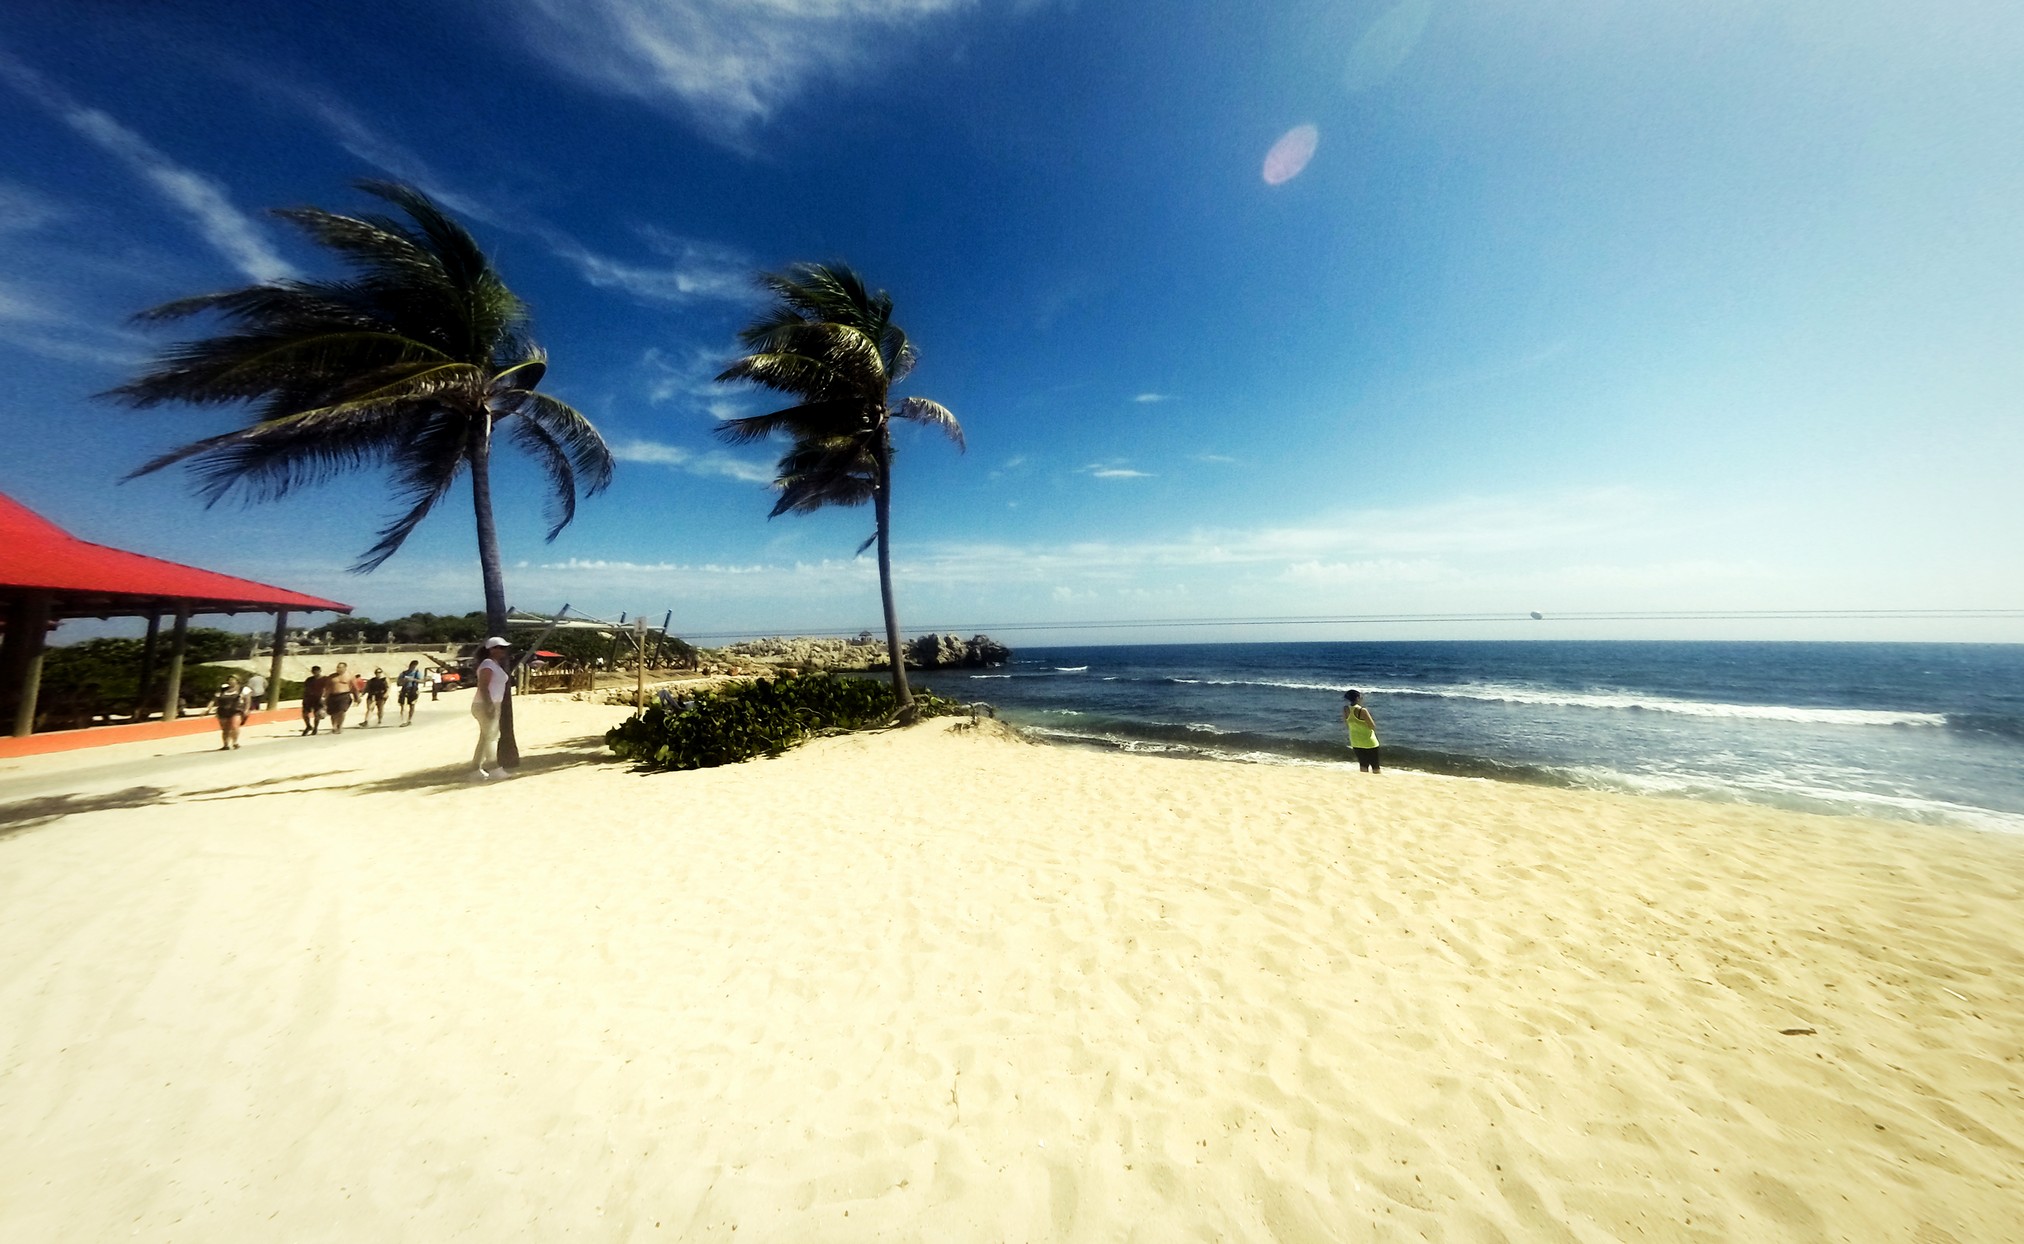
top-left (34, 631), bottom-right (301, 722)
top-left (605, 673), bottom-right (961, 770)
top-left (715, 263), bottom-right (963, 724)
top-left (107, 181), bottom-right (617, 761)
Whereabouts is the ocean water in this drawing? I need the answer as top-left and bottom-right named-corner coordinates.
top-left (937, 641), bottom-right (2024, 833)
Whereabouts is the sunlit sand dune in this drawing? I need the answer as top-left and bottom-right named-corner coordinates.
top-left (2, 698), bottom-right (2019, 1241)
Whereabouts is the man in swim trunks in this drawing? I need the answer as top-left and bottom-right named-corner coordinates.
top-left (324, 662), bottom-right (354, 732)
top-left (1343, 688), bottom-right (1381, 773)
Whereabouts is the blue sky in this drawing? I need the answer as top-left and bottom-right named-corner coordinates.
top-left (2, 1), bottom-right (2020, 644)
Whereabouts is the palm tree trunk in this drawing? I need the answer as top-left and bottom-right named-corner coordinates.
top-left (872, 432), bottom-right (915, 721)
top-left (470, 415), bottom-right (518, 766)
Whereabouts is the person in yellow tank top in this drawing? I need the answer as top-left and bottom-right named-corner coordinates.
top-left (1343, 689), bottom-right (1381, 773)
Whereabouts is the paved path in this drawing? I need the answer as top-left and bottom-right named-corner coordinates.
top-left (0, 694), bottom-right (491, 815)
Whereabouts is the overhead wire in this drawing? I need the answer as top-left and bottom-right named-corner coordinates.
top-left (672, 607), bottom-right (2024, 641)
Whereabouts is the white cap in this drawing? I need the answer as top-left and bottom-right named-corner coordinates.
top-left (485, 636), bottom-right (510, 648)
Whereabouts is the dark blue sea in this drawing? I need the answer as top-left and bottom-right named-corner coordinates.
top-left (933, 641), bottom-right (2024, 833)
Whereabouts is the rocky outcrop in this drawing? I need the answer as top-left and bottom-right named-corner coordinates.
top-left (712, 632), bottom-right (1011, 673)
top-left (902, 633), bottom-right (1013, 670)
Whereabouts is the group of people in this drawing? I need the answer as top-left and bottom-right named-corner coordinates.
top-left (210, 659), bottom-right (442, 749)
top-left (299, 660), bottom-right (432, 734)
top-left (209, 639), bottom-right (517, 783)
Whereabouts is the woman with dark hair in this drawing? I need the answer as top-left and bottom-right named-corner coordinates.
top-left (213, 677), bottom-right (246, 750)
top-left (1343, 689), bottom-right (1381, 773)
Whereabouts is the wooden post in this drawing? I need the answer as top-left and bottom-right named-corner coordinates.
top-left (635, 617), bottom-right (647, 710)
top-left (4, 592), bottom-right (54, 738)
top-left (133, 611), bottom-right (162, 721)
top-left (159, 603), bottom-right (192, 721)
top-left (267, 611), bottom-right (289, 710)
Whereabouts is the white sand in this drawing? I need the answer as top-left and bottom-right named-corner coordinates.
top-left (2, 696), bottom-right (2020, 1241)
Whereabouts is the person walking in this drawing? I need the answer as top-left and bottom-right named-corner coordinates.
top-left (425, 667), bottom-right (440, 701)
top-left (244, 671), bottom-right (267, 712)
top-left (1343, 689), bottom-right (1382, 773)
top-left (471, 637), bottom-right (513, 780)
top-left (325, 662), bottom-right (354, 733)
top-left (364, 667), bottom-right (389, 726)
top-left (213, 677), bottom-right (247, 750)
top-left (396, 660), bottom-right (422, 726)
top-left (301, 665), bottom-right (328, 734)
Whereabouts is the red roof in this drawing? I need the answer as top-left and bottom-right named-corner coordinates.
top-left (0, 493), bottom-right (351, 619)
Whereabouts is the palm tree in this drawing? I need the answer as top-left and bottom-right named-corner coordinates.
top-left (715, 263), bottom-right (962, 720)
top-left (110, 180), bottom-right (613, 760)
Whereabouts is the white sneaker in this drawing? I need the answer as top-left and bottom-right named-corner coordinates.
top-left (471, 768), bottom-right (492, 782)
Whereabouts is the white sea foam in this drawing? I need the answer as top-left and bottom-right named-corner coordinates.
top-left (1055, 665), bottom-right (1089, 673)
top-left (1561, 766), bottom-right (2024, 834)
top-left (1184, 676), bottom-right (1946, 728)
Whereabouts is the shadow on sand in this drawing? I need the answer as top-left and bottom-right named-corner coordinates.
top-left (0, 786), bottom-right (167, 838)
top-left (347, 734), bottom-right (622, 796)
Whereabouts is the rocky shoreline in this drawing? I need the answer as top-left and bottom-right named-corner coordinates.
top-left (696, 632), bottom-right (1011, 676)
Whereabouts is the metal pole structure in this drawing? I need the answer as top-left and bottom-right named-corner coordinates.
top-left (4, 591), bottom-right (54, 738)
top-left (159, 603), bottom-right (192, 722)
top-left (635, 617), bottom-right (647, 710)
top-left (133, 610), bottom-right (162, 721)
top-left (267, 611), bottom-right (289, 710)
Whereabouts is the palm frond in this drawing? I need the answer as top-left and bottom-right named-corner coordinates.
top-left (112, 179), bottom-right (610, 580)
top-left (715, 400), bottom-right (866, 446)
top-left (507, 416), bottom-right (578, 541)
top-left (512, 390), bottom-right (614, 497)
top-left (354, 411), bottom-right (471, 571)
top-left (894, 397), bottom-right (964, 450)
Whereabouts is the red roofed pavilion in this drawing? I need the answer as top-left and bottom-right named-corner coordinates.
top-left (0, 493), bottom-right (351, 736)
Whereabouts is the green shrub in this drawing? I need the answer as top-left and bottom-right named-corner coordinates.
top-left (606, 674), bottom-right (962, 771)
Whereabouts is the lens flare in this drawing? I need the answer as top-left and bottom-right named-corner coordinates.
top-left (1262, 124), bottom-right (1319, 185)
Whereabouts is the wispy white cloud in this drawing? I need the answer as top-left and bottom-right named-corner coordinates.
top-left (1132, 392), bottom-right (1172, 404)
top-left (1193, 453), bottom-right (1238, 464)
top-left (301, 98), bottom-right (754, 306)
top-left (501, 0), bottom-right (985, 140)
top-left (552, 229), bottom-right (751, 304)
top-left (1082, 462), bottom-right (1153, 479)
top-left (0, 50), bottom-right (293, 283)
top-left (610, 437), bottom-right (773, 483)
top-left (0, 180), bottom-right (65, 235)
top-left (639, 344), bottom-right (751, 419)
top-left (0, 276), bottom-right (153, 367)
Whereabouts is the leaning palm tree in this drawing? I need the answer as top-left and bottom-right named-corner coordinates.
top-left (109, 180), bottom-right (613, 761)
top-left (715, 263), bottom-right (962, 720)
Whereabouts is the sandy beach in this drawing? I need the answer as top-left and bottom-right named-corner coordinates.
top-left (2, 695), bottom-right (2020, 1242)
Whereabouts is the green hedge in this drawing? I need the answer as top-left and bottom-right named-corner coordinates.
top-left (606, 674), bottom-right (962, 771)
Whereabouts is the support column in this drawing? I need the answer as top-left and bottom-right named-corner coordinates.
top-left (134, 611), bottom-right (162, 721)
top-left (160, 603), bottom-right (192, 721)
top-left (267, 611), bottom-right (289, 710)
top-left (3, 592), bottom-right (54, 737)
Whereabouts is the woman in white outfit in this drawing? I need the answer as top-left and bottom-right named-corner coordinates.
top-left (471, 637), bottom-right (512, 779)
